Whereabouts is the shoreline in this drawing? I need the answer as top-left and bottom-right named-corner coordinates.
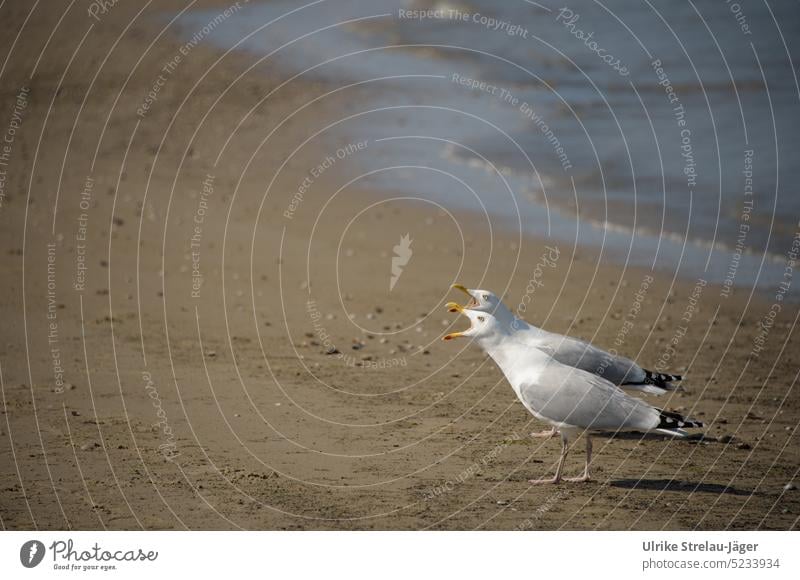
top-left (173, 0), bottom-right (800, 296)
top-left (0, 1), bottom-right (798, 530)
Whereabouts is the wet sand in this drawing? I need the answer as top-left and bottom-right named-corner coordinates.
top-left (0, 1), bottom-right (798, 530)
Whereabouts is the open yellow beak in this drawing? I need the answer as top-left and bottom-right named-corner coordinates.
top-left (443, 293), bottom-right (468, 340)
top-left (451, 284), bottom-right (478, 310)
top-left (448, 284), bottom-right (471, 311)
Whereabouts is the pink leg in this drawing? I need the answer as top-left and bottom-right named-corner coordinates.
top-left (529, 434), bottom-right (569, 485)
top-left (564, 436), bottom-right (593, 483)
top-left (530, 427), bottom-right (558, 439)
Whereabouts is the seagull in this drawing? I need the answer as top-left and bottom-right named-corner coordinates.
top-left (449, 284), bottom-right (682, 393)
top-left (448, 284), bottom-right (683, 438)
top-left (443, 306), bottom-right (703, 484)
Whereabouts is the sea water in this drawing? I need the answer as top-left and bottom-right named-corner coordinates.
top-left (175, 0), bottom-right (800, 296)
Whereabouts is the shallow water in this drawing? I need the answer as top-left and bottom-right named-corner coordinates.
top-left (177, 0), bottom-right (800, 295)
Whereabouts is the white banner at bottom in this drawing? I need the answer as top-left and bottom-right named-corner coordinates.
top-left (1, 531), bottom-right (797, 579)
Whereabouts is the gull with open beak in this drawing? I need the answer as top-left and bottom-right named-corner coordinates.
top-left (449, 284), bottom-right (683, 438)
top-left (442, 307), bottom-right (703, 484)
top-left (450, 285), bottom-right (682, 391)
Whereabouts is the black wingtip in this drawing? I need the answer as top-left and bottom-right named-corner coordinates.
top-left (657, 408), bottom-right (704, 430)
top-left (643, 369), bottom-right (683, 386)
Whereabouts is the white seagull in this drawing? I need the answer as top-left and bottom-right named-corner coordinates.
top-left (448, 284), bottom-right (683, 438)
top-left (443, 305), bottom-right (703, 484)
top-left (449, 285), bottom-right (682, 393)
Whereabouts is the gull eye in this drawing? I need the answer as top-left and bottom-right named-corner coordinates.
top-left (477, 316), bottom-right (485, 322)
top-left (482, 294), bottom-right (489, 300)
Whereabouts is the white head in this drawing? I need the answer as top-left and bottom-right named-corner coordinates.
top-left (442, 303), bottom-right (507, 347)
top-left (450, 284), bottom-right (517, 327)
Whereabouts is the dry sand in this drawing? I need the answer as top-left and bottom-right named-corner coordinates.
top-left (0, 1), bottom-right (798, 530)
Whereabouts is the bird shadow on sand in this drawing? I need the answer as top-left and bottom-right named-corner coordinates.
top-left (609, 479), bottom-right (753, 496)
top-left (590, 431), bottom-right (754, 495)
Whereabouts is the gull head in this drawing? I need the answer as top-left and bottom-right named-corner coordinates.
top-left (451, 284), bottom-right (506, 316)
top-left (442, 303), bottom-right (501, 342)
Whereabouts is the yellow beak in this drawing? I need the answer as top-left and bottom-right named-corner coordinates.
top-left (449, 284), bottom-right (473, 311)
top-left (442, 331), bottom-right (465, 341)
top-left (444, 285), bottom-right (472, 340)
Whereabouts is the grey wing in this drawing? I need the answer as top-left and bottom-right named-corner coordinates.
top-left (534, 333), bottom-right (646, 385)
top-left (518, 362), bottom-right (660, 432)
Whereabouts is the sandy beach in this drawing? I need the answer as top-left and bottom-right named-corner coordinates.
top-left (1, 0), bottom-right (798, 530)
